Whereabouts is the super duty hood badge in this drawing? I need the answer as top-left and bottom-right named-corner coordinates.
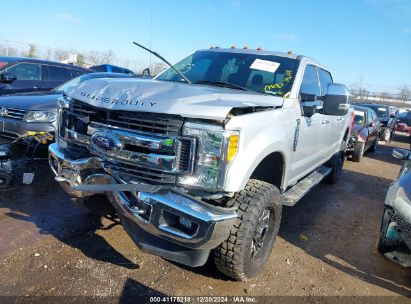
top-left (66, 78), bottom-right (284, 120)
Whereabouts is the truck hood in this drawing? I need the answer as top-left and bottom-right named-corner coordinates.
top-left (65, 78), bottom-right (284, 120)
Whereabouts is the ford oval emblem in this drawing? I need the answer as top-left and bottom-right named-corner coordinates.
top-left (90, 132), bottom-right (122, 154)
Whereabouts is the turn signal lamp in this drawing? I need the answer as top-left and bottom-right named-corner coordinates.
top-left (227, 135), bottom-right (239, 162)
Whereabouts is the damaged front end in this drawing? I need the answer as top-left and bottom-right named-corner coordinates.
top-left (49, 96), bottom-right (239, 267)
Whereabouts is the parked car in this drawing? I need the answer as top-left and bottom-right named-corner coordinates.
top-left (357, 103), bottom-right (396, 141)
top-left (346, 106), bottom-right (380, 162)
top-left (396, 111), bottom-right (411, 133)
top-left (0, 72), bottom-right (133, 140)
top-left (0, 56), bottom-right (91, 96)
top-left (49, 46), bottom-right (353, 280)
top-left (377, 148), bottom-right (411, 267)
top-left (89, 64), bottom-right (135, 75)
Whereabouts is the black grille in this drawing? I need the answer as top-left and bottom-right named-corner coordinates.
top-left (104, 161), bottom-right (176, 184)
top-left (391, 211), bottom-right (411, 234)
top-left (177, 139), bottom-right (193, 172)
top-left (70, 100), bottom-right (183, 136)
top-left (2, 107), bottom-right (26, 120)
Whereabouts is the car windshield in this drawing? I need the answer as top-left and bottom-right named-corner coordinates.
top-left (361, 105), bottom-right (388, 117)
top-left (354, 110), bottom-right (366, 125)
top-left (53, 73), bottom-right (103, 93)
top-left (156, 50), bottom-right (298, 97)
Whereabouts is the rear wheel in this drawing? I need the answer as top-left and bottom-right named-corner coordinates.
top-left (352, 141), bottom-right (365, 162)
top-left (213, 179), bottom-right (282, 281)
top-left (325, 140), bottom-right (346, 184)
top-left (369, 137), bottom-right (378, 152)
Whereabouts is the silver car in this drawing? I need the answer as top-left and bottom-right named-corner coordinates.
top-left (0, 72), bottom-right (133, 141)
top-left (378, 148), bottom-right (411, 266)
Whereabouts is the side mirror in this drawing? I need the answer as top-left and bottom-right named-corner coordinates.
top-left (142, 68), bottom-right (151, 78)
top-left (302, 105), bottom-right (316, 117)
top-left (0, 72), bottom-right (17, 83)
top-left (392, 148), bottom-right (410, 160)
top-left (323, 83), bottom-right (350, 116)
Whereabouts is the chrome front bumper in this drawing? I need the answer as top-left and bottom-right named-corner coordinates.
top-left (48, 143), bottom-right (237, 254)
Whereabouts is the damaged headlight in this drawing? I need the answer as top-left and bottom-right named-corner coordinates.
top-left (177, 122), bottom-right (239, 190)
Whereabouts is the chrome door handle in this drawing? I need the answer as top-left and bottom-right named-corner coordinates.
top-left (322, 119), bottom-right (329, 124)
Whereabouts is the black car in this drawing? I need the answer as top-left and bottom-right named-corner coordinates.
top-left (0, 72), bottom-right (133, 140)
top-left (0, 56), bottom-right (91, 95)
top-left (89, 64), bottom-right (135, 75)
top-left (357, 103), bottom-right (396, 141)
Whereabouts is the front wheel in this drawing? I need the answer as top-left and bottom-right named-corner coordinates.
top-left (213, 179), bottom-right (282, 281)
top-left (369, 137), bottom-right (378, 152)
top-left (381, 129), bottom-right (391, 142)
top-left (377, 207), bottom-right (398, 254)
top-left (352, 141), bottom-right (365, 162)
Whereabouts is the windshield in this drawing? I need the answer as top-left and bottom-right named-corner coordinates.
top-left (53, 73), bottom-right (102, 93)
top-left (362, 105), bottom-right (388, 117)
top-left (156, 50), bottom-right (298, 97)
top-left (354, 110), bottom-right (366, 125)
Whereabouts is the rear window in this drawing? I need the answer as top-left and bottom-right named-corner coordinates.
top-left (354, 110), bottom-right (366, 125)
top-left (48, 66), bottom-right (72, 82)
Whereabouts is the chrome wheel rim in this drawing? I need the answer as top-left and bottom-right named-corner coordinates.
top-left (251, 208), bottom-right (271, 258)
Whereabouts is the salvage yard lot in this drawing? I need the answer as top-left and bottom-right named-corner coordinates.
top-left (0, 134), bottom-right (410, 301)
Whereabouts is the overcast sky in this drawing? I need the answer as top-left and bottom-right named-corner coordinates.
top-left (1, 0), bottom-right (410, 92)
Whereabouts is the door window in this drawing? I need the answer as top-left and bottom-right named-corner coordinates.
top-left (70, 69), bottom-right (85, 78)
top-left (3, 63), bottom-right (41, 80)
top-left (299, 65), bottom-right (320, 96)
top-left (48, 66), bottom-right (72, 82)
top-left (318, 69), bottom-right (333, 95)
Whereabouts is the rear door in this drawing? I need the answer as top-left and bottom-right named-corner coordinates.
top-left (45, 65), bottom-right (72, 90)
top-left (1, 62), bottom-right (44, 94)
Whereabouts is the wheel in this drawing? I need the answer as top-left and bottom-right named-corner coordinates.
top-left (377, 207), bottom-right (398, 254)
top-left (352, 141), bottom-right (365, 162)
top-left (0, 172), bottom-right (12, 189)
top-left (381, 129), bottom-right (391, 142)
top-left (325, 140), bottom-right (346, 184)
top-left (368, 137), bottom-right (378, 152)
top-left (213, 179), bottom-right (282, 281)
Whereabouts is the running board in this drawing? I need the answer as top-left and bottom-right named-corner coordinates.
top-left (282, 166), bottom-right (332, 207)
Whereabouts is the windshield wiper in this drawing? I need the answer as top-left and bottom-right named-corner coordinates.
top-left (132, 41), bottom-right (192, 84)
top-left (195, 80), bottom-right (250, 91)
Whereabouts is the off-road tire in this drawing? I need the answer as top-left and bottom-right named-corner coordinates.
top-left (368, 137), bottom-right (378, 153)
top-left (377, 207), bottom-right (398, 254)
top-left (325, 140), bottom-right (346, 184)
top-left (352, 141), bottom-right (365, 162)
top-left (213, 179), bottom-right (282, 281)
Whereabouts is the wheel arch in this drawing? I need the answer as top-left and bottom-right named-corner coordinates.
top-left (249, 151), bottom-right (286, 191)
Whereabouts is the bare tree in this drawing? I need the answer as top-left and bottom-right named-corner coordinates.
top-left (399, 85), bottom-right (410, 103)
top-left (53, 48), bottom-right (71, 62)
top-left (350, 82), bottom-right (369, 102)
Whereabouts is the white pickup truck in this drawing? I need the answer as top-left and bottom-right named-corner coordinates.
top-left (49, 47), bottom-right (352, 280)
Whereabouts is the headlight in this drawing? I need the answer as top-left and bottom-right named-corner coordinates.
top-left (24, 111), bottom-right (57, 122)
top-left (177, 122), bottom-right (239, 190)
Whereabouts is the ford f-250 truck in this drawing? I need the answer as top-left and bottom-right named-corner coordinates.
top-left (48, 47), bottom-right (352, 280)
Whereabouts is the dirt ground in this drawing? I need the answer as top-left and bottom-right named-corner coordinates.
top-left (0, 133), bottom-right (410, 303)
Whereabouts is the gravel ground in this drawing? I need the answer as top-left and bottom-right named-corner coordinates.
top-left (0, 134), bottom-right (410, 303)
